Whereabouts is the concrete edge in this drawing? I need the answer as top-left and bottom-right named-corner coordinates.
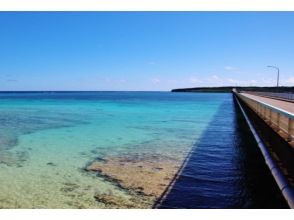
top-left (238, 92), bottom-right (294, 119)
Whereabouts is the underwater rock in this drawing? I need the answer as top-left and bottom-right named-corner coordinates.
top-left (60, 182), bottom-right (80, 193)
top-left (0, 151), bottom-right (28, 167)
top-left (46, 162), bottom-right (57, 166)
top-left (86, 155), bottom-right (179, 198)
top-left (94, 157), bottom-right (107, 163)
top-left (94, 193), bottom-right (136, 208)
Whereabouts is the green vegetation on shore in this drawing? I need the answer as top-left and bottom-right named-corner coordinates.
top-left (171, 86), bottom-right (294, 93)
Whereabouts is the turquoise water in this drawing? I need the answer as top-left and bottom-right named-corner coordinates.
top-left (0, 92), bottom-right (226, 208)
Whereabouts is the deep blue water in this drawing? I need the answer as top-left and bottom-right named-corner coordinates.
top-left (157, 96), bottom-right (287, 208)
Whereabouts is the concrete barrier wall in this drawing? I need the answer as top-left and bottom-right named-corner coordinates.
top-left (235, 92), bottom-right (294, 143)
top-left (244, 91), bottom-right (294, 102)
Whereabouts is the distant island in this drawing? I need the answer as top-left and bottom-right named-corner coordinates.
top-left (171, 86), bottom-right (294, 93)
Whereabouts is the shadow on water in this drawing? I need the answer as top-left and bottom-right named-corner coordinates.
top-left (155, 94), bottom-right (288, 208)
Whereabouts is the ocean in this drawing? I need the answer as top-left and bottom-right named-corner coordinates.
top-left (0, 92), bottom-right (287, 208)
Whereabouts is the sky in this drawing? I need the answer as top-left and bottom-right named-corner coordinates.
top-left (0, 12), bottom-right (293, 91)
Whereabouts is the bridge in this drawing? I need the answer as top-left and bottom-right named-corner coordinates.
top-left (233, 89), bottom-right (294, 208)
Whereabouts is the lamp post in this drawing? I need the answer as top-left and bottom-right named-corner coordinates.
top-left (267, 65), bottom-right (280, 87)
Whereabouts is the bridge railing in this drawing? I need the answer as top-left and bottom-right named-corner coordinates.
top-left (234, 91), bottom-right (294, 142)
top-left (242, 91), bottom-right (294, 102)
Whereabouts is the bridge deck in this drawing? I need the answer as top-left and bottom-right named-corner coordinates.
top-left (240, 93), bottom-right (294, 114)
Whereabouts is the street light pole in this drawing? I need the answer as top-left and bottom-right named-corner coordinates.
top-left (267, 65), bottom-right (280, 87)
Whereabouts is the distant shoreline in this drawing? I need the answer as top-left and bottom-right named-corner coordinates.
top-left (0, 91), bottom-right (168, 93)
top-left (0, 88), bottom-right (293, 93)
top-left (171, 86), bottom-right (294, 93)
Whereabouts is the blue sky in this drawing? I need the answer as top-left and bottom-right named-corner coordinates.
top-left (0, 12), bottom-right (293, 91)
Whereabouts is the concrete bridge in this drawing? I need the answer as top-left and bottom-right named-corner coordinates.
top-left (233, 89), bottom-right (294, 208)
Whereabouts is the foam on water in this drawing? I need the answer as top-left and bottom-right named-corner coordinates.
top-left (0, 92), bottom-right (225, 208)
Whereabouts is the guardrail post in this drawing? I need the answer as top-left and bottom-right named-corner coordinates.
top-left (263, 106), bottom-right (267, 120)
top-left (277, 113), bottom-right (280, 131)
top-left (288, 119), bottom-right (293, 141)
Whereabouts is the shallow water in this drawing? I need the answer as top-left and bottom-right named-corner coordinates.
top-left (0, 92), bottom-right (286, 208)
top-left (0, 92), bottom-right (223, 208)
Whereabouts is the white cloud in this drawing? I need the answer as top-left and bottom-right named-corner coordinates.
top-left (227, 78), bottom-right (239, 84)
top-left (211, 75), bottom-right (220, 80)
top-left (204, 75), bottom-right (259, 86)
top-left (206, 75), bottom-right (224, 85)
top-left (96, 77), bottom-right (127, 84)
top-left (151, 74), bottom-right (293, 88)
top-left (224, 66), bottom-right (238, 71)
top-left (284, 77), bottom-right (294, 84)
top-left (151, 78), bottom-right (161, 84)
top-left (7, 79), bottom-right (18, 83)
top-left (189, 77), bottom-right (202, 84)
top-left (118, 79), bottom-right (127, 83)
top-left (148, 61), bottom-right (156, 65)
top-left (103, 77), bottom-right (111, 83)
top-left (167, 79), bottom-right (178, 84)
top-left (249, 80), bottom-right (257, 84)
top-left (261, 78), bottom-right (276, 86)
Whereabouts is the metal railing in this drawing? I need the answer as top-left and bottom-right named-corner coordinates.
top-left (243, 91), bottom-right (294, 102)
